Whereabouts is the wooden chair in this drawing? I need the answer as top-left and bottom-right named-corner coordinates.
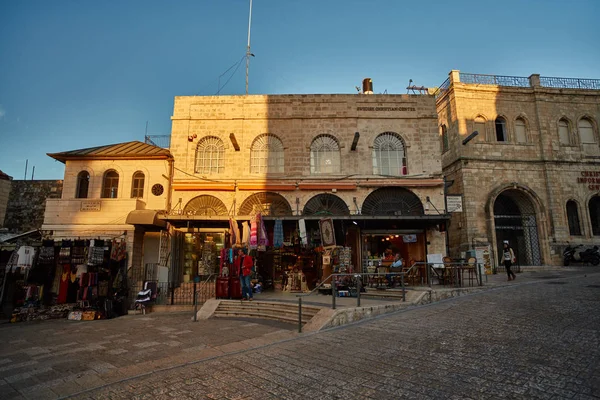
top-left (441, 256), bottom-right (455, 286)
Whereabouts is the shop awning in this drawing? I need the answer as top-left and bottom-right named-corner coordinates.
top-left (126, 210), bottom-right (167, 228)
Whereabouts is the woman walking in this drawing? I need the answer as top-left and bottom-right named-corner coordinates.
top-left (503, 242), bottom-right (517, 281)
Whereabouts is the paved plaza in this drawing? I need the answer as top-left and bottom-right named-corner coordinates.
top-left (1, 268), bottom-right (599, 399)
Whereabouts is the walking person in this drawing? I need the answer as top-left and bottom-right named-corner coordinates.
top-left (502, 242), bottom-right (517, 281)
top-left (234, 249), bottom-right (254, 300)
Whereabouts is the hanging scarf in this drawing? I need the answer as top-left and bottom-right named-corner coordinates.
top-left (273, 219), bottom-right (284, 248)
top-left (258, 213), bottom-right (269, 247)
top-left (241, 222), bottom-right (250, 246)
top-left (249, 215), bottom-right (258, 249)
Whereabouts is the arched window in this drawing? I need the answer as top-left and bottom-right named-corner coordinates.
top-left (566, 200), bottom-right (582, 236)
top-left (578, 118), bottom-right (595, 144)
top-left (372, 132), bottom-right (407, 176)
top-left (102, 170), bottom-right (119, 198)
top-left (75, 171), bottom-right (89, 199)
top-left (495, 117), bottom-right (507, 142)
top-left (310, 135), bottom-right (341, 174)
top-left (440, 125), bottom-right (449, 152)
top-left (590, 196), bottom-right (600, 236)
top-left (558, 119), bottom-right (571, 145)
top-left (131, 171), bottom-right (145, 198)
top-left (195, 136), bottom-right (224, 174)
top-left (474, 116), bottom-right (486, 142)
top-left (515, 117), bottom-right (527, 143)
top-left (250, 134), bottom-right (284, 174)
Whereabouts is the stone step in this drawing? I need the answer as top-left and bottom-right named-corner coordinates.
top-left (217, 301), bottom-right (320, 313)
top-left (216, 305), bottom-right (319, 319)
top-left (213, 310), bottom-right (310, 325)
top-left (218, 300), bottom-right (320, 310)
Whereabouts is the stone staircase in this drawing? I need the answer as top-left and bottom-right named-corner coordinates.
top-left (212, 300), bottom-right (322, 325)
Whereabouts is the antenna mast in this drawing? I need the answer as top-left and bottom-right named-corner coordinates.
top-left (245, 0), bottom-right (253, 95)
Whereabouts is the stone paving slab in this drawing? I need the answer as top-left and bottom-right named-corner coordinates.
top-left (0, 267), bottom-right (598, 399)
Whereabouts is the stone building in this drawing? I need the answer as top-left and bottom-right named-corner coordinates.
top-left (0, 170), bottom-right (11, 228)
top-left (42, 141), bottom-right (174, 273)
top-left (436, 70), bottom-right (600, 266)
top-left (4, 179), bottom-right (63, 233)
top-left (164, 92), bottom-right (448, 285)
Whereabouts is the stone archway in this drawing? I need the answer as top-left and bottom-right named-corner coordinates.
top-left (493, 189), bottom-right (541, 266)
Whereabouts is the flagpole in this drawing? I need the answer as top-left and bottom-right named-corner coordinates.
top-left (245, 0), bottom-right (253, 95)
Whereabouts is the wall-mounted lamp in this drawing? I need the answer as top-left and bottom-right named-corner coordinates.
top-left (462, 130), bottom-right (479, 145)
top-left (229, 133), bottom-right (240, 151)
top-left (512, 182), bottom-right (518, 189)
top-left (351, 132), bottom-right (360, 151)
top-left (188, 134), bottom-right (197, 142)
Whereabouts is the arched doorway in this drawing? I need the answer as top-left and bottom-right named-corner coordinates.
top-left (361, 187), bottom-right (424, 216)
top-left (238, 192), bottom-right (292, 216)
top-left (493, 189), bottom-right (541, 266)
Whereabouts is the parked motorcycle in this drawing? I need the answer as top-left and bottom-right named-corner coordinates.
top-left (563, 244), bottom-right (600, 266)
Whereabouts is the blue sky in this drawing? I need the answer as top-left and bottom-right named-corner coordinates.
top-left (1, 0), bottom-right (599, 180)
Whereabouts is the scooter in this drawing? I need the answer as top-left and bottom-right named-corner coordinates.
top-left (563, 244), bottom-right (600, 266)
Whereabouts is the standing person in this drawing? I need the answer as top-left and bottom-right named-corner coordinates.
top-left (234, 249), bottom-right (254, 300)
top-left (502, 242), bottom-right (517, 281)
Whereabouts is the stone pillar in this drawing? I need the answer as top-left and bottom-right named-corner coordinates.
top-left (529, 74), bottom-right (541, 88)
top-left (449, 70), bottom-right (461, 84)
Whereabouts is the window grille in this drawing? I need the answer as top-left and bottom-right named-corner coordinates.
top-left (250, 134), bottom-right (284, 174)
top-left (310, 135), bottom-right (341, 174)
top-left (372, 132), bottom-right (407, 176)
top-left (195, 136), bottom-right (224, 174)
top-left (102, 170), bottom-right (119, 198)
top-left (131, 171), bottom-right (145, 198)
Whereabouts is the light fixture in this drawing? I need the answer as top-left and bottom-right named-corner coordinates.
top-left (351, 132), bottom-right (360, 151)
top-left (352, 221), bottom-right (358, 225)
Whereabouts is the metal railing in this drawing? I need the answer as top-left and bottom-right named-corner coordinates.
top-left (539, 76), bottom-right (600, 90)
top-left (131, 276), bottom-right (216, 308)
top-left (295, 271), bottom-right (409, 333)
top-left (433, 77), bottom-right (451, 99)
top-left (460, 73), bottom-right (530, 87)
top-left (144, 135), bottom-right (171, 149)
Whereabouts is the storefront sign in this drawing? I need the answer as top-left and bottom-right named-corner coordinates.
top-left (577, 171), bottom-right (600, 190)
top-left (80, 200), bottom-right (101, 212)
top-left (357, 107), bottom-right (416, 112)
top-left (446, 195), bottom-right (463, 212)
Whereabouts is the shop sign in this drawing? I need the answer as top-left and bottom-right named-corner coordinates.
top-left (577, 171), bottom-right (600, 190)
top-left (357, 106), bottom-right (416, 112)
top-left (80, 200), bottom-right (101, 212)
top-left (446, 195), bottom-right (463, 213)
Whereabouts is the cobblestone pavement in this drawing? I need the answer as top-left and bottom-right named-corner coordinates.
top-left (1, 268), bottom-right (600, 399)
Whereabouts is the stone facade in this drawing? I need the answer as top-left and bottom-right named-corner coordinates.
top-left (0, 171), bottom-right (11, 228)
top-left (437, 70), bottom-right (600, 266)
top-left (4, 180), bottom-right (63, 233)
top-left (168, 93), bottom-right (447, 262)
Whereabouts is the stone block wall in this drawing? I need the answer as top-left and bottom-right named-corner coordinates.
top-left (0, 173), bottom-right (11, 228)
top-left (4, 180), bottom-right (63, 233)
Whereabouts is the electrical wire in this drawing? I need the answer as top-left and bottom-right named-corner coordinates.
top-left (216, 55), bottom-right (245, 94)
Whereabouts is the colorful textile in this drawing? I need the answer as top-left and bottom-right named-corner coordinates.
top-left (298, 219), bottom-right (308, 245)
top-left (241, 222), bottom-right (250, 246)
top-left (249, 216), bottom-right (258, 249)
top-left (273, 219), bottom-right (284, 248)
top-left (258, 213), bottom-right (269, 247)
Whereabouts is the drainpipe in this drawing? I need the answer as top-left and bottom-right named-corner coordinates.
top-left (166, 157), bottom-right (174, 212)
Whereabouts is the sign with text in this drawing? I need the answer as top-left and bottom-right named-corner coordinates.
top-left (577, 171), bottom-right (600, 191)
top-left (446, 195), bottom-right (463, 212)
top-left (80, 200), bottom-right (101, 212)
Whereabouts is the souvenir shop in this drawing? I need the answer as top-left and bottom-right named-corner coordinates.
top-left (1, 238), bottom-right (129, 323)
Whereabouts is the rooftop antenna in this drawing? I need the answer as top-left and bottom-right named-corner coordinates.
top-left (245, 0), bottom-right (254, 95)
top-left (406, 79), bottom-right (429, 94)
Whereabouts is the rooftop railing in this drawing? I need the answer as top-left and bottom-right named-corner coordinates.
top-left (433, 77), bottom-right (451, 99)
top-left (460, 73), bottom-right (531, 87)
top-left (145, 135), bottom-right (171, 149)
top-left (539, 76), bottom-right (600, 90)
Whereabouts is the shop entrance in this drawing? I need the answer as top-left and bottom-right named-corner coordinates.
top-left (361, 231), bottom-right (426, 270)
top-left (493, 189), bottom-right (541, 266)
